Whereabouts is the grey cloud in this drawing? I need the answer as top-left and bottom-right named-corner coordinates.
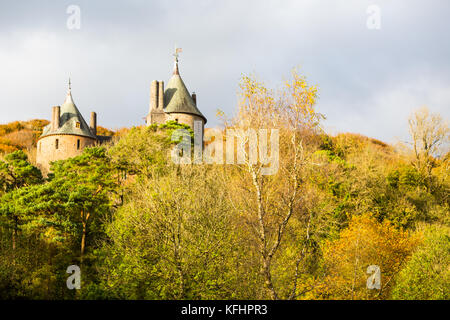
top-left (0, 0), bottom-right (449, 143)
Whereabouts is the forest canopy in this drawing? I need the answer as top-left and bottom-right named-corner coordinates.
top-left (0, 71), bottom-right (448, 300)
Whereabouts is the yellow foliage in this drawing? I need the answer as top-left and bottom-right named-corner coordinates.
top-left (315, 214), bottom-right (421, 300)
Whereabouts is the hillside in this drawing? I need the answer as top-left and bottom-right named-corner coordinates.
top-left (0, 73), bottom-right (447, 301)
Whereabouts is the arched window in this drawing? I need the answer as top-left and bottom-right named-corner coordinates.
top-left (55, 139), bottom-right (59, 149)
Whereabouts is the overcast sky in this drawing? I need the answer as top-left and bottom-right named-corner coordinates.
top-left (0, 0), bottom-right (449, 143)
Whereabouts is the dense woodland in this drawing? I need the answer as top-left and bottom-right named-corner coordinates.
top-left (0, 71), bottom-right (448, 300)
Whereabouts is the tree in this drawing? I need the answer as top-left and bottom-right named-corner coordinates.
top-left (408, 107), bottom-right (449, 189)
top-left (49, 147), bottom-right (117, 261)
top-left (0, 147), bottom-right (116, 298)
top-left (0, 150), bottom-right (43, 250)
top-left (392, 225), bottom-right (449, 300)
top-left (108, 123), bottom-right (191, 178)
top-left (0, 150), bottom-right (43, 193)
top-left (100, 166), bottom-right (241, 299)
top-left (222, 70), bottom-right (324, 299)
top-left (316, 214), bottom-right (421, 299)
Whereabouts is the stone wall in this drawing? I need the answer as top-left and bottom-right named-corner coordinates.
top-left (147, 108), bottom-right (167, 125)
top-left (36, 134), bottom-right (97, 176)
top-left (166, 113), bottom-right (204, 136)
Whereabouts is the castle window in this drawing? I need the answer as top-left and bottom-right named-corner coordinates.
top-left (175, 118), bottom-right (179, 123)
top-left (55, 139), bottom-right (59, 149)
top-left (76, 122), bottom-right (81, 128)
top-left (77, 139), bottom-right (80, 150)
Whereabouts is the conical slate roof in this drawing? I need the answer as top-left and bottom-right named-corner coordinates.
top-left (40, 87), bottom-right (96, 139)
top-left (163, 62), bottom-right (207, 123)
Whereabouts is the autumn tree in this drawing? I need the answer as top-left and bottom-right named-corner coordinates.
top-left (392, 225), bottom-right (449, 300)
top-left (220, 70), bottom-right (325, 299)
top-left (408, 107), bottom-right (449, 189)
top-left (316, 214), bottom-right (421, 300)
top-left (100, 165), bottom-right (243, 299)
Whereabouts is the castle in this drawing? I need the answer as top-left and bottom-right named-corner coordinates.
top-left (36, 50), bottom-right (207, 175)
top-left (146, 49), bottom-right (207, 131)
top-left (36, 80), bottom-right (111, 175)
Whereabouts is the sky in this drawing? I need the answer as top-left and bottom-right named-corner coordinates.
top-left (0, 0), bottom-right (449, 143)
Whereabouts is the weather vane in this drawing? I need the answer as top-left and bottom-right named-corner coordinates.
top-left (68, 77), bottom-right (71, 90)
top-left (173, 46), bottom-right (182, 62)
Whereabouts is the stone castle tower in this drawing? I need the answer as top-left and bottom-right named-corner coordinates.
top-left (146, 49), bottom-right (207, 134)
top-left (36, 50), bottom-right (206, 175)
top-left (36, 80), bottom-right (109, 175)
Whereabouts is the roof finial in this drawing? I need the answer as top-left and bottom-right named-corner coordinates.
top-left (64, 77), bottom-right (74, 103)
top-left (173, 46), bottom-right (182, 75)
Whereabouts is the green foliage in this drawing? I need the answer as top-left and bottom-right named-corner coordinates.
top-left (386, 169), bottom-right (400, 188)
top-left (99, 167), bottom-right (242, 299)
top-left (159, 120), bottom-right (195, 142)
top-left (108, 126), bottom-right (172, 177)
top-left (388, 166), bottom-right (423, 189)
top-left (0, 232), bottom-right (75, 299)
top-left (319, 134), bottom-right (334, 152)
top-left (0, 150), bottom-right (43, 193)
top-left (159, 119), bottom-right (192, 131)
top-left (0, 146), bottom-right (118, 298)
top-left (0, 78), bottom-right (448, 300)
top-left (392, 225), bottom-right (450, 300)
top-left (314, 150), bottom-right (347, 167)
top-left (49, 147), bottom-right (117, 235)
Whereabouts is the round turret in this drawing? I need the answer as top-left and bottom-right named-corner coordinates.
top-left (36, 82), bottom-right (97, 175)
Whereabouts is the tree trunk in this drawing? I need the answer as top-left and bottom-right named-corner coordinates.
top-left (80, 210), bottom-right (90, 264)
top-left (81, 222), bottom-right (86, 263)
top-left (262, 258), bottom-right (278, 300)
top-left (12, 228), bottom-right (16, 251)
top-left (251, 168), bottom-right (278, 300)
top-left (176, 261), bottom-right (185, 299)
top-left (12, 215), bottom-right (18, 250)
